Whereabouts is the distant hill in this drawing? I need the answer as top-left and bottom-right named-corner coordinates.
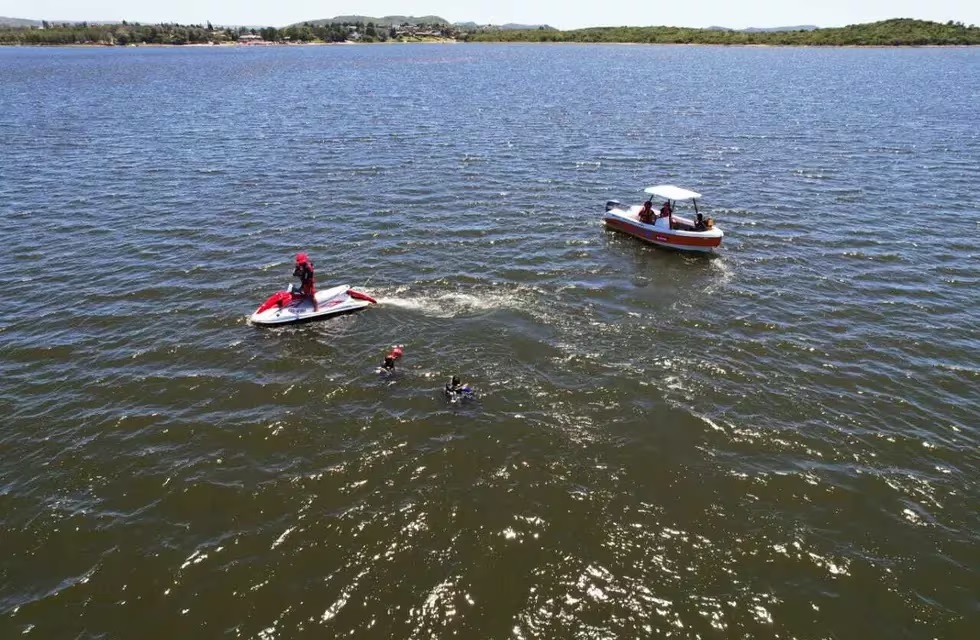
top-left (506, 23), bottom-right (554, 30)
top-left (297, 15), bottom-right (449, 27)
top-left (455, 22), bottom-right (556, 31)
top-left (499, 23), bottom-right (555, 31)
top-left (0, 17), bottom-right (138, 27)
top-left (708, 25), bottom-right (818, 32)
top-left (0, 16), bottom-right (40, 27)
top-left (743, 25), bottom-right (818, 32)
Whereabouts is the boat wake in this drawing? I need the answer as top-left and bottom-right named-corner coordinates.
top-left (376, 290), bottom-right (528, 319)
top-left (707, 257), bottom-right (735, 291)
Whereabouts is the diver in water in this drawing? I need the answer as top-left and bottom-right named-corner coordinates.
top-left (444, 375), bottom-right (473, 402)
top-left (379, 345), bottom-right (404, 374)
top-left (293, 252), bottom-right (317, 311)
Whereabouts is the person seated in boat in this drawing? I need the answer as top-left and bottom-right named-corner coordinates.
top-left (694, 213), bottom-right (707, 231)
top-left (293, 252), bottom-right (317, 311)
top-left (659, 201), bottom-right (674, 228)
top-left (638, 200), bottom-right (654, 223)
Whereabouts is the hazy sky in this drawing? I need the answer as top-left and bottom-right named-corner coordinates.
top-left (3, 0), bottom-right (978, 30)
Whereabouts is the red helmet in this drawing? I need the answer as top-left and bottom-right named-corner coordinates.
top-left (295, 252), bottom-right (308, 264)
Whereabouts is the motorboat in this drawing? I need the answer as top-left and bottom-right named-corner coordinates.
top-left (250, 284), bottom-right (377, 326)
top-left (603, 185), bottom-right (723, 252)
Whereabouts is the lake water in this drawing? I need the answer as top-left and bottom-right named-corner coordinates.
top-left (0, 43), bottom-right (977, 638)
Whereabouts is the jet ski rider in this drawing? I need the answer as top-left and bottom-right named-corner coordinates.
top-left (293, 252), bottom-right (317, 311)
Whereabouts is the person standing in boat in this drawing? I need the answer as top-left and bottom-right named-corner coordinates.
top-left (293, 252), bottom-right (318, 311)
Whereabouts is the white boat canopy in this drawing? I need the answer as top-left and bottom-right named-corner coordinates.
top-left (644, 185), bottom-right (702, 201)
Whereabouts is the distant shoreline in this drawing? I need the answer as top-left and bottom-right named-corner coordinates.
top-left (3, 40), bottom-right (977, 49)
top-left (3, 18), bottom-right (978, 47)
top-left (0, 39), bottom-right (459, 48)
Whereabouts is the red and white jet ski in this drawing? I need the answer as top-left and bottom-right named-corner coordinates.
top-left (250, 284), bottom-right (377, 326)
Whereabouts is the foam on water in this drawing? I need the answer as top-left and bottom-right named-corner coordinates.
top-left (374, 287), bottom-right (535, 319)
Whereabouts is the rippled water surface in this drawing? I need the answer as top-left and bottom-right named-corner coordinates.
top-left (1, 44), bottom-right (978, 639)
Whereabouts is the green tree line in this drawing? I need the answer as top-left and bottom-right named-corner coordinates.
top-left (0, 21), bottom-right (231, 45)
top-left (0, 19), bottom-right (457, 45)
top-left (4, 18), bottom-right (976, 47)
top-left (260, 22), bottom-right (380, 43)
top-left (460, 19), bottom-right (980, 46)
top-left (263, 21), bottom-right (454, 42)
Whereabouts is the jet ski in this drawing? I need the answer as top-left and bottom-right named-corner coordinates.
top-left (250, 284), bottom-right (377, 326)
